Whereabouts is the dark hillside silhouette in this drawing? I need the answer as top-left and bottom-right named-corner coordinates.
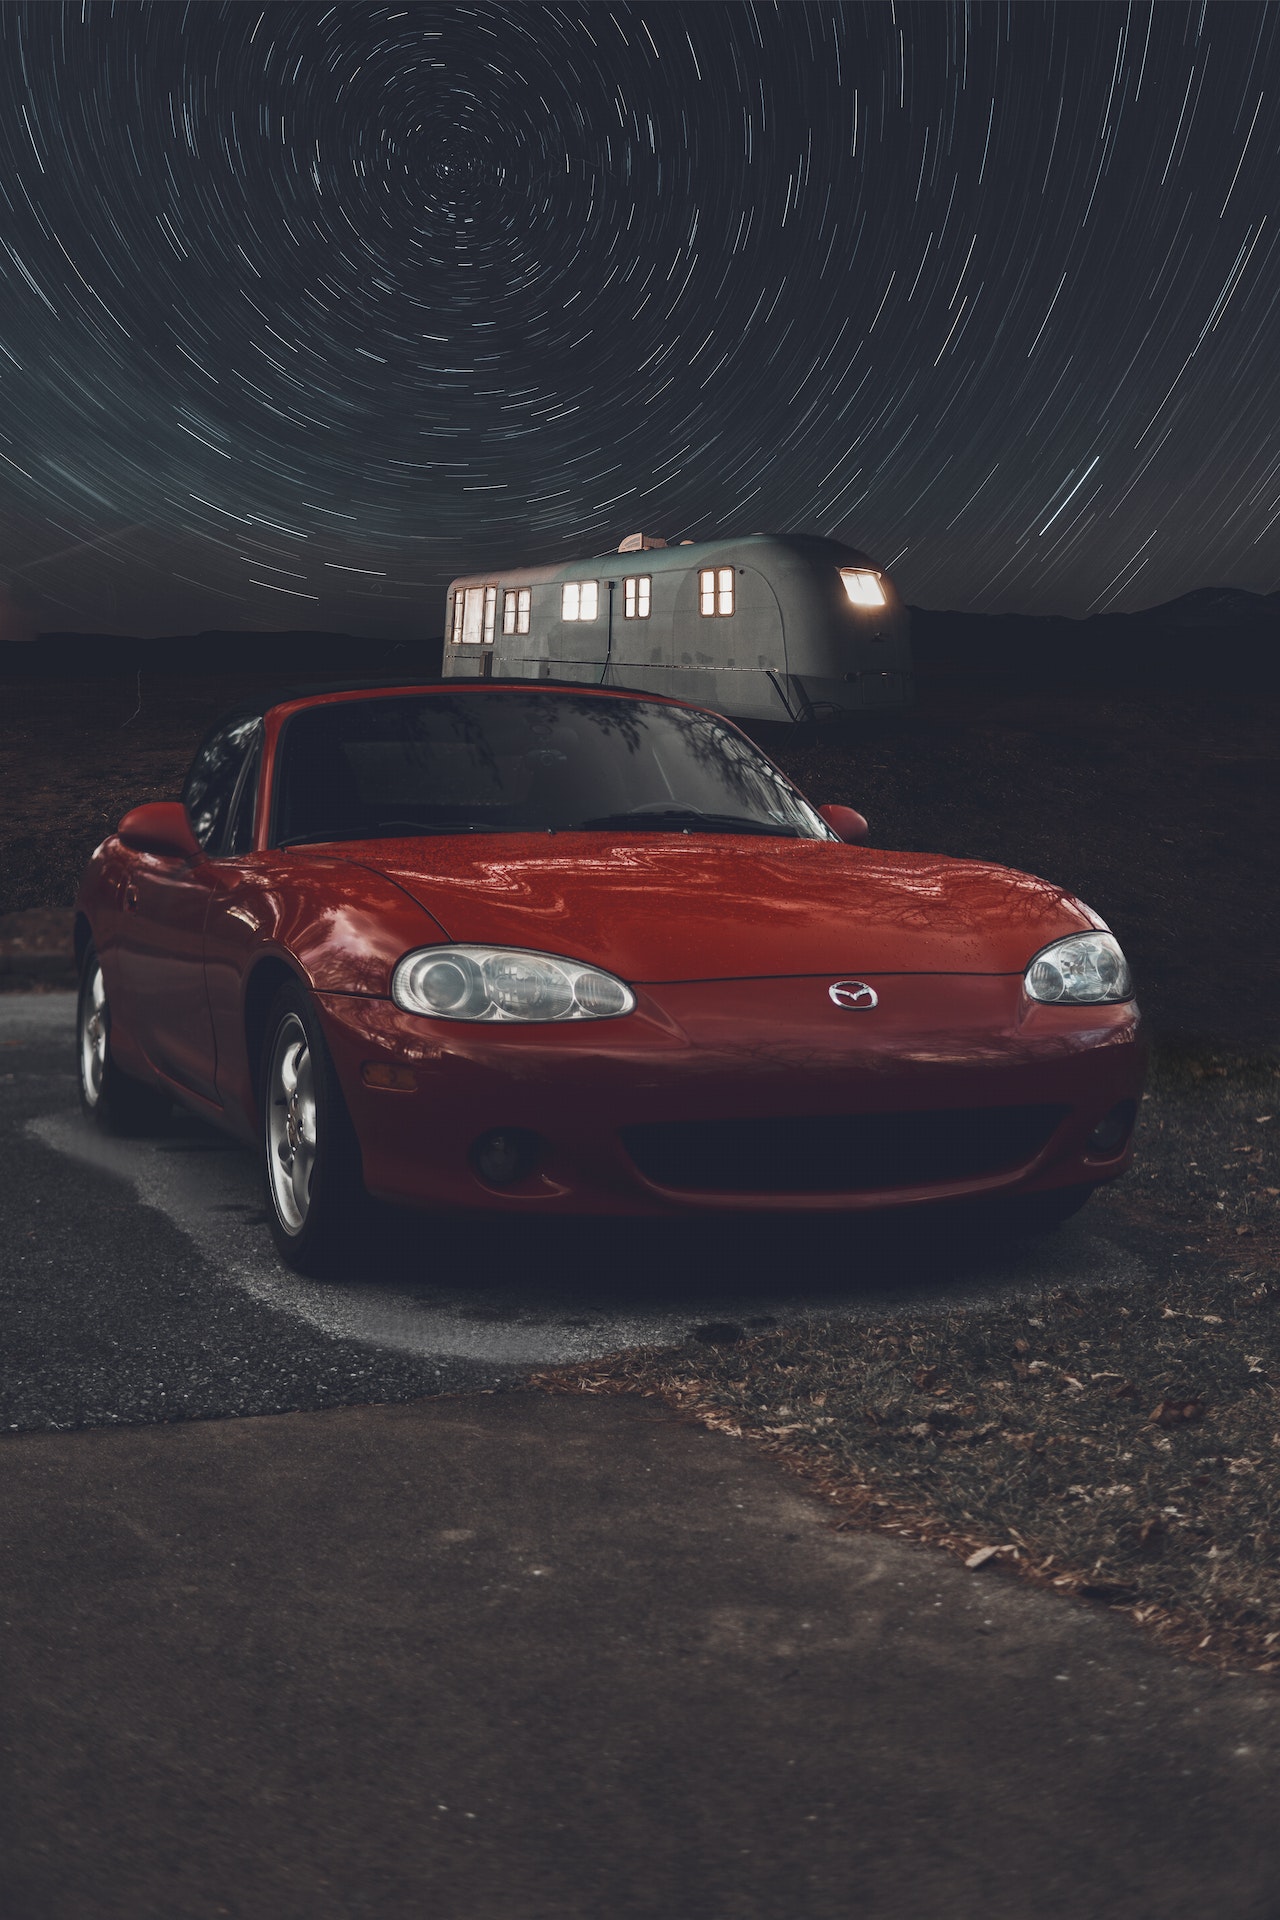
top-left (2, 586), bottom-right (1277, 691)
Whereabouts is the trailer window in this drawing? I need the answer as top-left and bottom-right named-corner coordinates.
top-left (623, 575), bottom-right (651, 619)
top-left (562, 581), bottom-right (599, 620)
top-left (459, 587), bottom-right (486, 644)
top-left (451, 593), bottom-right (464, 645)
top-left (700, 568), bottom-right (734, 617)
top-left (483, 586), bottom-right (497, 644)
top-left (505, 587), bottom-right (532, 635)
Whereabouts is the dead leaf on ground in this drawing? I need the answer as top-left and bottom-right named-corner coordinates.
top-left (1138, 1518), bottom-right (1166, 1556)
top-left (1148, 1397), bottom-right (1206, 1427)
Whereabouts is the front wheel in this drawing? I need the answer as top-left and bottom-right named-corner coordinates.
top-left (261, 980), bottom-right (369, 1275)
top-left (77, 944), bottom-right (172, 1135)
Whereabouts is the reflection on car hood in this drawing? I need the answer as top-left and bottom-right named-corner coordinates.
top-left (342, 833), bottom-right (1102, 980)
top-left (343, 837), bottom-right (1113, 983)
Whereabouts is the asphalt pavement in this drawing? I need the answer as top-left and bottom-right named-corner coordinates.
top-left (5, 991), bottom-right (1280, 1919)
top-left (6, 1391), bottom-right (1280, 1920)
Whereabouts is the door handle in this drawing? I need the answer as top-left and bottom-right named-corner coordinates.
top-left (122, 882), bottom-right (139, 913)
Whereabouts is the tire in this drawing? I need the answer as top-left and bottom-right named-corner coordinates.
top-left (77, 943), bottom-right (172, 1135)
top-left (260, 979), bottom-right (369, 1275)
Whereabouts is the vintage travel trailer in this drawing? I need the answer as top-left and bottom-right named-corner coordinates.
top-left (441, 532), bottom-right (913, 723)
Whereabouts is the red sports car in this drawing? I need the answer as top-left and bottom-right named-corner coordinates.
top-left (74, 680), bottom-right (1145, 1274)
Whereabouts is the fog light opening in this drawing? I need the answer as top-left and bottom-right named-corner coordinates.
top-left (1086, 1101), bottom-right (1136, 1159)
top-left (471, 1127), bottom-right (542, 1187)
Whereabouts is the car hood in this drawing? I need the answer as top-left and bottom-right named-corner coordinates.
top-left (340, 834), bottom-right (1103, 981)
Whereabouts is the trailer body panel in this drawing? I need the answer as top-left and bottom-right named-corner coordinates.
top-left (443, 534), bottom-right (913, 721)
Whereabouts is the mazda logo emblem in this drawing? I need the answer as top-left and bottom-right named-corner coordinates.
top-left (828, 980), bottom-right (878, 1010)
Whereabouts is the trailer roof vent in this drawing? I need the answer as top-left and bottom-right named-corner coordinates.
top-left (617, 532), bottom-right (668, 552)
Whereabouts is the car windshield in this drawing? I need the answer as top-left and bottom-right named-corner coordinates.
top-left (272, 691), bottom-right (833, 846)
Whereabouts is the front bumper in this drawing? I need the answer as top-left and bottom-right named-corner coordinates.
top-left (315, 974), bottom-right (1147, 1215)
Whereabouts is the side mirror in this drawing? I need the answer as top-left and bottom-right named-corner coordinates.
top-left (818, 803), bottom-right (869, 845)
top-left (117, 802), bottom-right (201, 860)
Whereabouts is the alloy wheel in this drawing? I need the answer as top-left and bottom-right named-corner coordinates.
top-left (266, 1013), bottom-right (317, 1234)
top-left (79, 960), bottom-right (108, 1111)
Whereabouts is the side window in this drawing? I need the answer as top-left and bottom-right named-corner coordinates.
top-left (448, 587), bottom-right (498, 643)
top-left (224, 736), bottom-right (262, 856)
top-left (182, 716), bottom-right (261, 852)
top-left (503, 588), bottom-right (533, 636)
top-left (623, 575), bottom-right (651, 618)
top-left (562, 581), bottom-right (599, 620)
top-left (699, 568), bottom-right (735, 617)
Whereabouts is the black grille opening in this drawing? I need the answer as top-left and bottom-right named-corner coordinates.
top-left (620, 1105), bottom-right (1069, 1195)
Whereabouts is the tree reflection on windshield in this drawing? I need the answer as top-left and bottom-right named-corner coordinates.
top-left (272, 690), bottom-right (834, 846)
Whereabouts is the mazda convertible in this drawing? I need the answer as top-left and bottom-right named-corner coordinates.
top-left (74, 680), bottom-right (1145, 1274)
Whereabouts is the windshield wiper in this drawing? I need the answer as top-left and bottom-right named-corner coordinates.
top-left (278, 821), bottom-right (498, 847)
top-left (372, 820), bottom-right (501, 837)
top-left (276, 832), bottom-right (367, 848)
top-left (575, 807), bottom-right (803, 838)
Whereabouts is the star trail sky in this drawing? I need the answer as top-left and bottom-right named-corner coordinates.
top-left (1, 0), bottom-right (1278, 641)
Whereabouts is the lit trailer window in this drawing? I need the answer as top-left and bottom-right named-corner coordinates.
top-left (444, 531), bottom-right (913, 723)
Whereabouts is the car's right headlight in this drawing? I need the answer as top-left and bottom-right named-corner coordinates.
top-left (392, 946), bottom-right (636, 1022)
top-left (1024, 931), bottom-right (1133, 1004)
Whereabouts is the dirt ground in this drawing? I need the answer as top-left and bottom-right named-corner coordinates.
top-left (1, 669), bottom-right (1276, 1049)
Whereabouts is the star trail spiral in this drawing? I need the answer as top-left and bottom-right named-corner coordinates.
top-left (1, 1), bottom-right (1278, 641)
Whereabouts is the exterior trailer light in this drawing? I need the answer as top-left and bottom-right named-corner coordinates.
top-left (840, 569), bottom-right (887, 607)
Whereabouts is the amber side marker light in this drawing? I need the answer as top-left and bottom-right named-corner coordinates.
top-left (362, 1062), bottom-right (418, 1092)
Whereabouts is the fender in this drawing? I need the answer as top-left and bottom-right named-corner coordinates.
top-left (203, 854), bottom-right (451, 1135)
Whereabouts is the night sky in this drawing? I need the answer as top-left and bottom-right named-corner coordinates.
top-left (1, 1), bottom-right (1278, 643)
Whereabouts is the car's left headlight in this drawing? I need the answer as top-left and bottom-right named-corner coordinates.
top-left (1024, 931), bottom-right (1133, 1004)
top-left (392, 945), bottom-right (636, 1022)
